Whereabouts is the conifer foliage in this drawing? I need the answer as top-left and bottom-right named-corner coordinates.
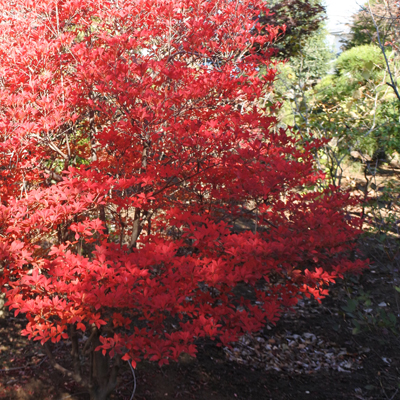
top-left (0, 0), bottom-right (365, 398)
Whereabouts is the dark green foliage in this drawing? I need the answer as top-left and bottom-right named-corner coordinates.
top-left (261, 0), bottom-right (326, 58)
top-left (341, 291), bottom-right (398, 335)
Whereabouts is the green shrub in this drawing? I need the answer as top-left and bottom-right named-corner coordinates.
top-left (335, 44), bottom-right (385, 78)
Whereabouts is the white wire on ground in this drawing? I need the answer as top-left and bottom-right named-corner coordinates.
top-left (128, 361), bottom-right (137, 400)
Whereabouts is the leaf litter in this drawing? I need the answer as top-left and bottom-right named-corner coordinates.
top-left (224, 331), bottom-right (363, 374)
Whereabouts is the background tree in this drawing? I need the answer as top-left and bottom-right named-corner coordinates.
top-left (274, 26), bottom-right (334, 127)
top-left (345, 0), bottom-right (400, 51)
top-left (0, 1), bottom-right (365, 399)
top-left (286, 43), bottom-right (400, 186)
top-left (269, 26), bottom-right (339, 181)
top-left (315, 45), bottom-right (399, 156)
top-left (260, 0), bottom-right (326, 58)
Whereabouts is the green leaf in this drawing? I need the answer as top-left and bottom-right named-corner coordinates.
top-left (388, 313), bottom-right (397, 325)
top-left (361, 70), bottom-right (370, 80)
top-left (342, 299), bottom-right (358, 313)
top-left (365, 61), bottom-right (374, 71)
top-left (379, 234), bottom-right (387, 242)
top-left (352, 326), bottom-right (361, 335)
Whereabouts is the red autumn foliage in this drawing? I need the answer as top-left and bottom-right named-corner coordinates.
top-left (0, 0), bottom-right (366, 397)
